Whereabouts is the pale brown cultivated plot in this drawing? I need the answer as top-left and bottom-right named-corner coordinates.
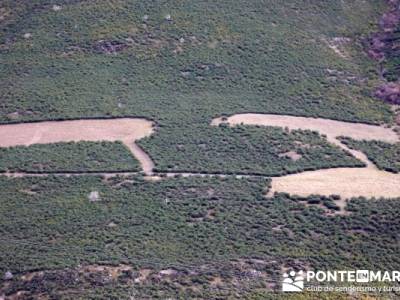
top-left (213, 113), bottom-right (400, 199)
top-left (0, 118), bottom-right (155, 174)
top-left (270, 168), bottom-right (400, 199)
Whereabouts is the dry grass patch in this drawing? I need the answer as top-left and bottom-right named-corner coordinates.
top-left (0, 118), bottom-right (155, 174)
top-left (269, 167), bottom-right (400, 199)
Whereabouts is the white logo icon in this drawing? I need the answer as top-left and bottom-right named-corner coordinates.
top-left (282, 270), bottom-right (304, 292)
top-left (356, 270), bottom-right (369, 283)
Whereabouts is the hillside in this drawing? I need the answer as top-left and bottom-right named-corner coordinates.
top-left (1, 1), bottom-right (400, 299)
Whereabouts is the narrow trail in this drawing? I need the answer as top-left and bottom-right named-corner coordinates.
top-left (1, 170), bottom-right (270, 180)
top-left (123, 140), bottom-right (155, 175)
top-left (326, 136), bottom-right (375, 168)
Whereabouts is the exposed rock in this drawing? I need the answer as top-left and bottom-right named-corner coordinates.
top-left (6, 112), bottom-right (19, 120)
top-left (52, 5), bottom-right (62, 11)
top-left (88, 191), bottom-right (100, 202)
top-left (278, 151), bottom-right (302, 161)
top-left (325, 37), bottom-right (351, 58)
top-left (380, 10), bottom-right (400, 32)
top-left (180, 71), bottom-right (190, 77)
top-left (159, 269), bottom-right (178, 276)
top-left (173, 45), bottom-right (183, 54)
top-left (375, 82), bottom-right (400, 104)
top-left (94, 40), bottom-right (129, 54)
top-left (107, 222), bottom-right (117, 227)
top-left (366, 35), bottom-right (386, 61)
top-left (366, 0), bottom-right (400, 104)
top-left (4, 271), bottom-right (13, 280)
top-left (366, 1), bottom-right (400, 62)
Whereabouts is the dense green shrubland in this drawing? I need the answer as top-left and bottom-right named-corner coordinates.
top-left (0, 0), bottom-right (393, 174)
top-left (0, 141), bottom-right (140, 172)
top-left (139, 124), bottom-right (364, 175)
top-left (0, 175), bottom-right (399, 298)
top-left (0, 2), bottom-right (393, 122)
top-left (1, 1), bottom-right (398, 298)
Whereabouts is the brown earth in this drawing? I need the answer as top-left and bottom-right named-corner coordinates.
top-left (270, 168), bottom-right (400, 199)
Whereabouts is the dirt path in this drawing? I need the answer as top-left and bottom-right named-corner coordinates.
top-left (0, 118), bottom-right (155, 175)
top-left (122, 140), bottom-right (155, 175)
top-left (2, 170), bottom-right (267, 180)
top-left (213, 113), bottom-right (400, 199)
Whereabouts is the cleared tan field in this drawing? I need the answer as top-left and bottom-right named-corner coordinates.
top-left (213, 113), bottom-right (400, 199)
top-left (269, 168), bottom-right (400, 199)
top-left (0, 118), bottom-right (155, 174)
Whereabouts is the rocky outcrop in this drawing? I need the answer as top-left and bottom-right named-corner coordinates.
top-left (375, 82), bottom-right (400, 104)
top-left (366, 1), bottom-right (400, 107)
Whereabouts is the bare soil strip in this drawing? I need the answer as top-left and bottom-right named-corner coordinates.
top-left (269, 168), bottom-right (400, 199)
top-left (123, 141), bottom-right (155, 175)
top-left (2, 171), bottom-right (266, 180)
top-left (213, 113), bottom-right (400, 199)
top-left (0, 118), bottom-right (155, 174)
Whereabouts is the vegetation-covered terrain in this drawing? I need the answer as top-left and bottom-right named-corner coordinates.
top-left (0, 176), bottom-right (400, 298)
top-left (340, 137), bottom-right (400, 173)
top-left (0, 0), bottom-right (395, 175)
top-left (0, 0), bottom-right (391, 174)
top-left (0, 141), bottom-right (140, 173)
top-left (140, 125), bottom-right (363, 175)
top-left (1, 0), bottom-right (400, 298)
top-left (0, 0), bottom-right (391, 123)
